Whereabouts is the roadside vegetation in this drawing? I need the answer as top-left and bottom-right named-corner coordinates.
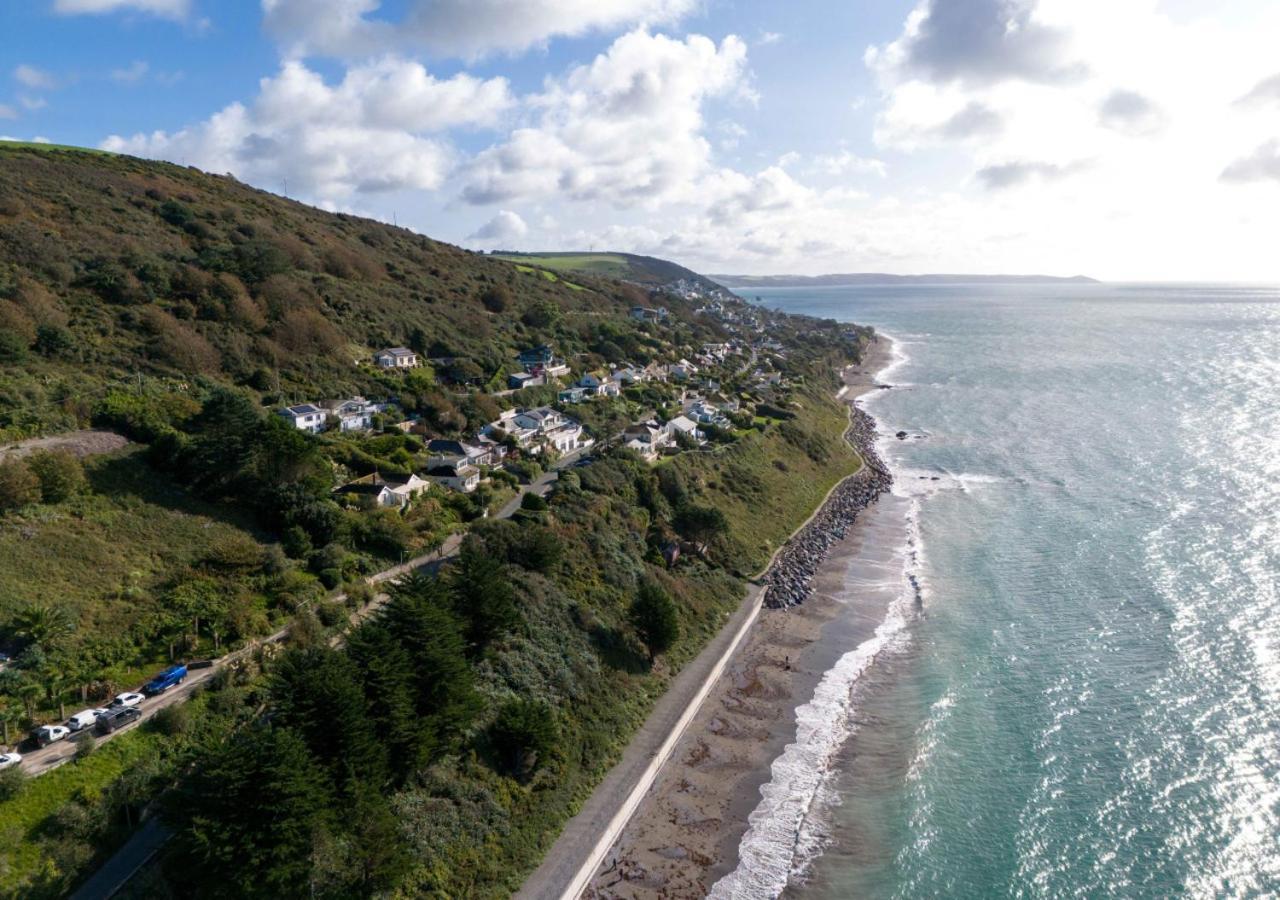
top-left (0, 143), bottom-right (875, 897)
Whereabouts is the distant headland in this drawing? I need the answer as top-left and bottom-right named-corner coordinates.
top-left (710, 273), bottom-right (1101, 288)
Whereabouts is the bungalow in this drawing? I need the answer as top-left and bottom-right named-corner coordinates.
top-left (508, 372), bottom-right (539, 390)
top-left (323, 396), bottom-right (380, 432)
top-left (513, 406), bottom-right (566, 433)
top-left (613, 366), bottom-right (646, 386)
top-left (374, 347), bottom-right (418, 369)
top-left (385, 473), bottom-right (428, 504)
top-left (623, 420), bottom-right (672, 461)
top-left (667, 415), bottom-right (703, 443)
top-left (333, 473), bottom-right (400, 508)
top-left (517, 345), bottom-right (555, 370)
top-left (543, 420), bottom-right (592, 454)
top-left (544, 361), bottom-right (571, 379)
top-left (630, 306), bottom-right (669, 322)
top-left (482, 409), bottom-right (538, 449)
top-left (277, 404), bottom-right (326, 433)
top-left (425, 462), bottom-right (480, 493)
top-left (559, 386), bottom-right (589, 404)
top-left (425, 439), bottom-right (504, 470)
top-left (669, 359), bottom-right (699, 381)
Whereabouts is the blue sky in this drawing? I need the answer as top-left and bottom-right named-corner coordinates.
top-left (4, 1), bottom-right (1280, 279)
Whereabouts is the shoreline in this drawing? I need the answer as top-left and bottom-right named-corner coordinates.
top-left (586, 336), bottom-right (903, 898)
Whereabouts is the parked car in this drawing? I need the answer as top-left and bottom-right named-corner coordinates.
top-left (143, 664), bottom-right (188, 696)
top-left (33, 725), bottom-right (70, 747)
top-left (0, 752), bottom-right (21, 770)
top-left (109, 692), bottom-right (145, 709)
top-left (95, 706), bottom-right (142, 735)
top-left (66, 708), bottom-right (109, 732)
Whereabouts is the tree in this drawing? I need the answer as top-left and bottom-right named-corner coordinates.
top-left (674, 503), bottom-right (728, 555)
top-left (271, 646), bottom-right (388, 793)
top-left (519, 491), bottom-right (548, 512)
top-left (630, 581), bottom-right (680, 663)
top-left (0, 459), bottom-right (40, 512)
top-left (0, 329), bottom-right (28, 363)
top-left (171, 726), bottom-right (336, 897)
top-left (26, 449), bottom-right (85, 503)
top-left (12, 601), bottom-right (74, 650)
top-left (448, 538), bottom-right (518, 653)
top-left (169, 577), bottom-right (225, 654)
top-left (489, 699), bottom-right (558, 780)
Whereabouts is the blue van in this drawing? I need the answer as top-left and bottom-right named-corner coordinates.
top-left (144, 664), bottom-right (188, 696)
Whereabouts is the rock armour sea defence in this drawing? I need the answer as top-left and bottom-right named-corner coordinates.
top-left (763, 406), bottom-right (892, 609)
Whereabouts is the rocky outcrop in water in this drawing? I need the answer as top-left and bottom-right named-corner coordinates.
top-left (763, 405), bottom-right (892, 609)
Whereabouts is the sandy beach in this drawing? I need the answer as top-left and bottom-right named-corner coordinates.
top-left (586, 336), bottom-right (903, 898)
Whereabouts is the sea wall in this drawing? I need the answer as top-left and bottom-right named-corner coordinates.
top-left (764, 405), bottom-right (893, 609)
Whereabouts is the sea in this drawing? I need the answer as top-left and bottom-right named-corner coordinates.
top-left (714, 283), bottom-right (1280, 899)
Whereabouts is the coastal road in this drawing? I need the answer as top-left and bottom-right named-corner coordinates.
top-left (518, 364), bottom-right (872, 900)
top-left (515, 582), bottom-right (768, 900)
top-left (16, 449), bottom-right (587, 780)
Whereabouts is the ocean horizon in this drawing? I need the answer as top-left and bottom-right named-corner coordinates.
top-left (721, 282), bottom-right (1280, 898)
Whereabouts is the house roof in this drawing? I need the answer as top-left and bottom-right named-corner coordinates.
top-left (377, 347), bottom-right (415, 357)
top-left (426, 439), bottom-right (467, 455)
top-left (282, 404), bottom-right (323, 416)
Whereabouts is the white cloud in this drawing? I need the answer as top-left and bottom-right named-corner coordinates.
top-left (20, 96), bottom-right (49, 111)
top-left (102, 59), bottom-right (512, 200)
top-left (0, 105), bottom-right (16, 120)
top-left (468, 209), bottom-right (529, 243)
top-left (111, 61), bottom-right (150, 84)
top-left (14, 65), bottom-right (56, 90)
top-left (1221, 140), bottom-right (1280, 184)
top-left (1236, 72), bottom-right (1280, 108)
top-left (1098, 88), bottom-right (1164, 136)
top-left (53, 0), bottom-right (190, 17)
top-left (262, 0), bottom-right (697, 59)
top-left (811, 149), bottom-right (888, 178)
top-left (866, 0), bottom-right (1084, 87)
top-left (460, 29), bottom-right (750, 208)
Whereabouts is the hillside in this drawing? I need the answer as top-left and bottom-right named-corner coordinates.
top-left (491, 250), bottom-right (727, 294)
top-left (0, 145), bottom-right (879, 898)
top-left (0, 144), bottom-right (691, 437)
top-left (713, 272), bottom-right (1101, 288)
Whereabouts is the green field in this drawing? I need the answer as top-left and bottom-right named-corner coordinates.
top-left (0, 140), bottom-right (113, 155)
top-left (498, 253), bottom-right (634, 278)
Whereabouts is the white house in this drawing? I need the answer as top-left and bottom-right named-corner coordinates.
top-left (385, 473), bottom-right (428, 504)
top-left (278, 404), bottom-right (326, 433)
top-left (425, 439), bottom-right (504, 470)
top-left (323, 396), bottom-right (380, 432)
top-left (630, 306), bottom-right (669, 322)
top-left (426, 462), bottom-right (480, 493)
top-left (667, 415), bottom-right (703, 443)
top-left (374, 347), bottom-right (418, 369)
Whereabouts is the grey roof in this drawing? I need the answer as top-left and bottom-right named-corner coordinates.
top-left (281, 404), bottom-right (323, 416)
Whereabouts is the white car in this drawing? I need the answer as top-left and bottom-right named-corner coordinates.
top-left (0, 752), bottom-right (21, 770)
top-left (67, 708), bottom-right (109, 732)
top-left (34, 725), bottom-right (70, 747)
top-left (109, 692), bottom-right (145, 709)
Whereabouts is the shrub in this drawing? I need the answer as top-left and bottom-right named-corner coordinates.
top-left (489, 700), bottom-right (558, 780)
top-left (0, 458), bottom-right (40, 511)
top-left (519, 491), bottom-right (548, 512)
top-left (630, 580), bottom-right (680, 663)
top-left (152, 703), bottom-right (192, 737)
top-left (27, 449), bottom-right (86, 504)
top-left (0, 765), bottom-right (27, 801)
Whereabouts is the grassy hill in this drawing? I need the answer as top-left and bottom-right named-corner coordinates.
top-left (491, 250), bottom-right (726, 293)
top-left (0, 144), bottom-right (704, 438)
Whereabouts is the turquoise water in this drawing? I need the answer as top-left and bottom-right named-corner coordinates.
top-left (742, 284), bottom-right (1280, 898)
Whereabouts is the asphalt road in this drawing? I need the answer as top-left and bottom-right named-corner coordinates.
top-left (15, 449), bottom-right (586, 780)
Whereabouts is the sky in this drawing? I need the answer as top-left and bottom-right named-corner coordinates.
top-left (2, 0), bottom-right (1280, 281)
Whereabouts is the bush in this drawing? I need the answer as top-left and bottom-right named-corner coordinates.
top-left (489, 700), bottom-right (557, 780)
top-left (152, 704), bottom-right (191, 737)
top-left (519, 491), bottom-right (548, 512)
top-left (0, 458), bottom-right (40, 512)
top-left (27, 449), bottom-right (86, 504)
top-left (0, 764), bottom-right (26, 801)
top-left (630, 580), bottom-right (680, 663)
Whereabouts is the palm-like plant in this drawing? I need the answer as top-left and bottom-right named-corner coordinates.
top-left (13, 602), bottom-right (75, 650)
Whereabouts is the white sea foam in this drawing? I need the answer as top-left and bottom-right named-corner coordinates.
top-left (707, 334), bottom-right (923, 899)
top-left (707, 580), bottom-right (915, 900)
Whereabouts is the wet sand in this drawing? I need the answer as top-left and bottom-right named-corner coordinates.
top-left (587, 338), bottom-right (904, 898)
